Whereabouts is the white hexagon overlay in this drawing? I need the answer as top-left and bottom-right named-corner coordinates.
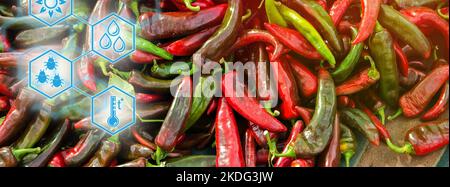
top-left (91, 13), bottom-right (136, 63)
top-left (28, 50), bottom-right (73, 99)
top-left (91, 86), bottom-right (136, 135)
top-left (29, 0), bottom-right (73, 26)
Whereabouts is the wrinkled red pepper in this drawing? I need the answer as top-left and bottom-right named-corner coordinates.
top-left (406, 120), bottom-right (449, 156)
top-left (353, 0), bottom-right (382, 44)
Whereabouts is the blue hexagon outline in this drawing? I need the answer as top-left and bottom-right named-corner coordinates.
top-left (90, 85), bottom-right (137, 135)
top-left (28, 49), bottom-right (74, 99)
top-left (28, 0), bottom-right (74, 27)
top-left (91, 13), bottom-right (136, 64)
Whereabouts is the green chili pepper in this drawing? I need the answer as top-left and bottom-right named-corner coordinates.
top-left (339, 124), bottom-right (356, 167)
top-left (183, 76), bottom-right (216, 131)
top-left (14, 103), bottom-right (53, 149)
top-left (378, 4), bottom-right (431, 59)
top-left (124, 33), bottom-right (173, 60)
top-left (266, 0), bottom-right (288, 27)
top-left (368, 22), bottom-right (400, 107)
top-left (277, 3), bottom-right (336, 68)
top-left (166, 155), bottom-right (216, 167)
top-left (151, 61), bottom-right (193, 79)
top-left (0, 147), bottom-right (41, 167)
top-left (332, 27), bottom-right (364, 83)
top-left (340, 108), bottom-right (380, 146)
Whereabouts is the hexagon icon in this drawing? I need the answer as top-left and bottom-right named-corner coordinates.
top-left (91, 86), bottom-right (136, 135)
top-left (29, 50), bottom-right (73, 99)
top-left (29, 0), bottom-right (73, 26)
top-left (91, 13), bottom-right (136, 63)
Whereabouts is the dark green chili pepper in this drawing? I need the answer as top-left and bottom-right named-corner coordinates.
top-left (340, 108), bottom-right (380, 146)
top-left (14, 25), bottom-right (70, 48)
top-left (281, 0), bottom-right (344, 56)
top-left (339, 124), bottom-right (356, 167)
top-left (84, 135), bottom-right (121, 167)
top-left (0, 146), bottom-right (41, 167)
top-left (183, 76), bottom-right (216, 132)
top-left (24, 119), bottom-right (70, 167)
top-left (14, 102), bottom-right (53, 149)
top-left (277, 3), bottom-right (336, 67)
top-left (124, 33), bottom-right (173, 60)
top-left (378, 4), bottom-right (431, 59)
top-left (368, 22), bottom-right (400, 107)
top-left (332, 27), bottom-right (364, 83)
top-left (166, 155), bottom-right (216, 167)
top-left (150, 61), bottom-right (193, 79)
top-left (266, 0), bottom-right (288, 27)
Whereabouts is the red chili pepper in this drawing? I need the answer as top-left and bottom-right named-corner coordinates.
top-left (335, 56), bottom-right (380, 96)
top-left (393, 39), bottom-right (410, 77)
top-left (400, 64), bottom-right (449, 117)
top-left (400, 7), bottom-right (449, 50)
top-left (130, 50), bottom-right (162, 64)
top-left (77, 55), bottom-right (96, 92)
top-left (353, 0), bottom-right (382, 44)
top-left (273, 57), bottom-right (302, 120)
top-left (274, 121), bottom-right (304, 167)
top-left (0, 34), bottom-right (11, 52)
top-left (228, 29), bottom-right (285, 61)
top-left (329, 0), bottom-right (353, 26)
top-left (136, 93), bottom-right (166, 104)
top-left (215, 97), bottom-right (245, 167)
top-left (295, 106), bottom-right (313, 125)
top-left (171, 0), bottom-right (215, 11)
top-left (0, 96), bottom-right (10, 112)
top-left (73, 117), bottom-right (91, 130)
top-left (222, 71), bottom-right (287, 132)
top-left (290, 158), bottom-right (314, 167)
top-left (244, 129), bottom-right (256, 167)
top-left (206, 98), bottom-right (218, 116)
top-left (264, 23), bottom-right (322, 60)
top-left (286, 55), bottom-right (318, 98)
top-left (421, 83), bottom-right (449, 121)
top-left (165, 26), bottom-right (219, 56)
top-left (406, 120), bottom-right (449, 156)
top-left (48, 151), bottom-right (66, 167)
top-left (338, 96), bottom-right (356, 108)
top-left (256, 148), bottom-right (269, 165)
top-left (357, 101), bottom-right (391, 140)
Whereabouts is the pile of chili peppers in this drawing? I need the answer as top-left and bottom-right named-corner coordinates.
top-left (0, 0), bottom-right (449, 167)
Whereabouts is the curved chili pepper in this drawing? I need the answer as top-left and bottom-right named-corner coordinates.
top-left (0, 89), bottom-right (42, 146)
top-left (156, 76), bottom-right (192, 151)
top-left (400, 64), bottom-right (449, 117)
top-left (277, 3), bottom-right (336, 67)
top-left (0, 146), bottom-right (41, 167)
top-left (264, 23), bottom-right (322, 60)
top-left (166, 155), bottom-right (216, 167)
top-left (393, 39), bottom-right (410, 77)
top-left (266, 0), bottom-right (288, 27)
top-left (63, 129), bottom-right (105, 167)
top-left (139, 4), bottom-right (227, 41)
top-left (422, 83), bottom-right (449, 121)
top-left (353, 0), bottom-right (381, 44)
top-left (340, 108), bottom-right (380, 146)
top-left (274, 56), bottom-right (302, 120)
top-left (130, 35), bottom-right (174, 60)
top-left (400, 6), bottom-right (449, 50)
top-left (84, 135), bottom-right (121, 167)
top-left (244, 129), bottom-right (256, 167)
top-left (281, 0), bottom-right (344, 56)
top-left (379, 4), bottom-right (432, 59)
top-left (195, 0), bottom-right (244, 64)
top-left (228, 29), bottom-right (285, 61)
top-left (136, 93), bottom-right (166, 104)
top-left (287, 55), bottom-right (318, 98)
top-left (151, 61), bottom-right (192, 79)
top-left (332, 26), bottom-right (364, 83)
top-left (329, 0), bottom-right (353, 26)
top-left (24, 119), bottom-right (70, 167)
top-left (165, 26), bottom-right (219, 56)
top-left (274, 121), bottom-right (304, 167)
top-left (340, 124), bottom-right (356, 167)
top-left (184, 76), bottom-right (215, 131)
top-left (222, 71), bottom-right (287, 132)
top-left (335, 56), bottom-right (380, 96)
top-left (215, 97), bottom-right (245, 167)
top-left (14, 102), bottom-right (52, 149)
top-left (405, 120), bottom-right (449, 156)
top-left (318, 114), bottom-right (341, 167)
top-left (368, 22), bottom-right (400, 106)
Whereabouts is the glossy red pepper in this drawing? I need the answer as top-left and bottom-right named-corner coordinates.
top-left (286, 55), bottom-right (318, 98)
top-left (222, 71), bottom-right (287, 132)
top-left (406, 120), bottom-right (449, 156)
top-left (215, 97), bottom-right (245, 167)
top-left (274, 121), bottom-right (304, 167)
top-left (165, 26), bottom-right (219, 56)
top-left (264, 23), bottom-right (322, 60)
top-left (48, 151), bottom-right (66, 167)
top-left (400, 64), bottom-right (449, 117)
top-left (422, 83), bottom-right (449, 121)
top-left (353, 0), bottom-right (382, 44)
top-left (400, 7), bottom-right (449, 50)
top-left (273, 56), bottom-right (302, 120)
top-left (130, 50), bottom-right (162, 64)
top-left (393, 39), bottom-right (410, 77)
top-left (228, 29), bottom-right (285, 61)
top-left (244, 129), bottom-right (256, 167)
top-left (329, 0), bottom-right (353, 26)
top-left (335, 56), bottom-right (380, 96)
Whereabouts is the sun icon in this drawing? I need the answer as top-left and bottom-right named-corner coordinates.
top-left (36, 0), bottom-right (67, 18)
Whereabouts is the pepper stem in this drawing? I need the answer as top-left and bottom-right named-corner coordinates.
top-left (152, 146), bottom-right (168, 166)
top-left (183, 0), bottom-right (200, 12)
top-left (385, 139), bottom-right (414, 154)
top-left (12, 147), bottom-right (41, 160)
top-left (387, 108), bottom-right (403, 121)
top-left (377, 107), bottom-right (386, 125)
top-left (365, 55), bottom-right (380, 80)
top-left (263, 102), bottom-right (280, 117)
top-left (265, 131), bottom-right (296, 161)
top-left (242, 9), bottom-right (252, 22)
top-left (343, 151), bottom-right (355, 167)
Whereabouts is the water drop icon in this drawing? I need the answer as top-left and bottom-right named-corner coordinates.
top-left (100, 33), bottom-right (112, 50)
top-left (113, 36), bottom-right (126, 53)
top-left (108, 20), bottom-right (120, 37)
